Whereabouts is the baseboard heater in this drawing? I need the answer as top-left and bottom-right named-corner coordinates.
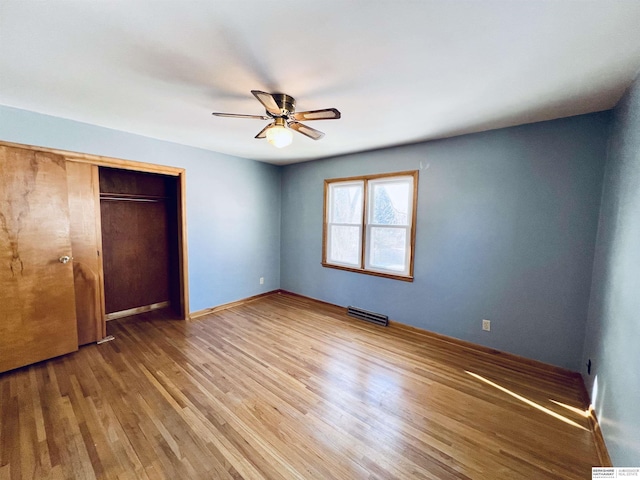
top-left (347, 306), bottom-right (389, 327)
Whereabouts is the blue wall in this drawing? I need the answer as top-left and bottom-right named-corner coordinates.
top-left (582, 74), bottom-right (640, 465)
top-left (1, 104), bottom-right (612, 372)
top-left (0, 105), bottom-right (281, 312)
top-left (3, 99), bottom-right (635, 462)
top-left (281, 114), bottom-right (609, 371)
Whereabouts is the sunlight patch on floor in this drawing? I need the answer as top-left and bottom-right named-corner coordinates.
top-left (465, 370), bottom-right (588, 431)
top-left (550, 399), bottom-right (590, 417)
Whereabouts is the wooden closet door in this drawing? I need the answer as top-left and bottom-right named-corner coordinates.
top-left (0, 146), bottom-right (78, 373)
top-left (66, 161), bottom-right (106, 344)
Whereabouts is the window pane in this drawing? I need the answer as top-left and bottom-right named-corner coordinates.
top-left (329, 225), bottom-right (360, 266)
top-left (330, 183), bottom-right (363, 224)
top-left (369, 227), bottom-right (407, 272)
top-left (324, 172), bottom-right (416, 279)
top-left (371, 181), bottom-right (410, 225)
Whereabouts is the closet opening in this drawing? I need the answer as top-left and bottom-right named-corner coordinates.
top-left (99, 167), bottom-right (183, 321)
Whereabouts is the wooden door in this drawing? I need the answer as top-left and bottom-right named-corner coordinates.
top-left (66, 161), bottom-right (106, 344)
top-left (0, 146), bottom-right (78, 373)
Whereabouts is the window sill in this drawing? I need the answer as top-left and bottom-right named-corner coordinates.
top-left (321, 262), bottom-right (414, 282)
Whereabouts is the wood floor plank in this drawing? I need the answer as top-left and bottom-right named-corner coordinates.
top-left (0, 292), bottom-right (604, 479)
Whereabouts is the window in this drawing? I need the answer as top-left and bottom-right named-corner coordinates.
top-left (323, 171), bottom-right (418, 281)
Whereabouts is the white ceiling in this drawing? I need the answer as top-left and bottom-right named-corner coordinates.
top-left (2, 1), bottom-right (640, 166)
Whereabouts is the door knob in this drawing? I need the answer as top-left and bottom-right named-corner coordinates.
top-left (59, 255), bottom-right (72, 264)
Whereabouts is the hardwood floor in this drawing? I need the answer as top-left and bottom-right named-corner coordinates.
top-left (0, 292), bottom-right (603, 479)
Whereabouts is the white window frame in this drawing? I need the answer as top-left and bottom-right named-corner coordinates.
top-left (323, 171), bottom-right (418, 282)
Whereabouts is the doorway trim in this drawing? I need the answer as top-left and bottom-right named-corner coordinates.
top-left (0, 140), bottom-right (190, 321)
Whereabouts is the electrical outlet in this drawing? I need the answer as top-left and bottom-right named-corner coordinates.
top-left (259, 277), bottom-right (264, 285)
top-left (482, 319), bottom-right (491, 331)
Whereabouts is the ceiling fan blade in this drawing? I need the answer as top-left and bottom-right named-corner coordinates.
top-left (251, 90), bottom-right (281, 116)
top-left (255, 123), bottom-right (273, 139)
top-left (292, 108), bottom-right (341, 121)
top-left (289, 121), bottom-right (325, 140)
top-left (212, 112), bottom-right (270, 120)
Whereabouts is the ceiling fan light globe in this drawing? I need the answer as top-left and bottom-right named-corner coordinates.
top-left (266, 125), bottom-right (293, 148)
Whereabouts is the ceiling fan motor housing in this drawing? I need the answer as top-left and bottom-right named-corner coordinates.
top-left (270, 93), bottom-right (296, 116)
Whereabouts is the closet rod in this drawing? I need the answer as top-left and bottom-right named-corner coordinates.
top-left (100, 196), bottom-right (165, 203)
top-left (100, 192), bottom-right (168, 203)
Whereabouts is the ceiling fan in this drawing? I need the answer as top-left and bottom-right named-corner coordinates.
top-left (212, 90), bottom-right (341, 148)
